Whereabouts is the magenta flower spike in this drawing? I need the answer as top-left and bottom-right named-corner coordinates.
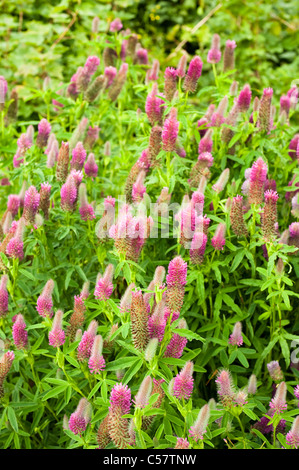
top-left (108, 62), bottom-right (128, 101)
top-left (207, 34), bottom-right (221, 64)
top-left (136, 48), bottom-right (149, 65)
top-left (148, 300), bottom-right (167, 342)
top-left (148, 124), bottom-right (162, 164)
top-left (6, 217), bottom-right (26, 260)
top-left (23, 185), bottom-right (40, 225)
top-left (164, 67), bottom-right (178, 102)
top-left (88, 335), bottom-right (105, 374)
top-left (269, 381), bottom-right (287, 414)
top-left (56, 141), bottom-right (70, 183)
top-left (262, 189), bottom-right (279, 242)
top-left (48, 310), bottom-right (65, 347)
top-left (173, 361), bottom-right (194, 400)
top-left (12, 314), bottom-right (28, 349)
top-left (198, 129), bottom-right (213, 154)
top-left (294, 385), bottom-right (299, 401)
top-left (0, 275), bottom-right (9, 317)
top-left (215, 369), bottom-right (235, 407)
top-left (162, 107), bottom-right (179, 152)
top-left (78, 183), bottom-right (95, 221)
top-left (60, 174), bottom-right (77, 212)
top-left (211, 222), bottom-right (226, 251)
top-left (36, 119), bottom-right (51, 148)
top-left (0, 76), bottom-right (8, 108)
top-left (94, 264), bottom-right (114, 301)
top-left (258, 88), bottom-right (273, 133)
top-left (108, 383), bottom-right (131, 449)
top-left (286, 416), bottom-right (299, 449)
top-left (230, 195), bottom-right (248, 237)
top-left (189, 404), bottom-right (210, 442)
top-left (71, 142), bottom-right (87, 171)
top-left (190, 231), bottom-right (208, 265)
top-left (77, 320), bottom-right (98, 361)
top-left (36, 279), bottom-right (55, 318)
top-left (84, 126), bottom-right (100, 150)
top-left (7, 194), bottom-right (20, 218)
top-left (132, 170), bottom-right (146, 203)
top-left (145, 82), bottom-right (164, 126)
top-left (69, 398), bottom-right (92, 435)
top-left (110, 18), bottom-right (123, 32)
top-left (229, 321), bottom-right (243, 347)
top-left (237, 84), bottom-right (252, 113)
top-left (210, 96), bottom-right (228, 127)
top-left (134, 375), bottom-right (152, 408)
top-left (0, 351), bottom-right (15, 396)
top-left (165, 256), bottom-right (187, 313)
top-left (104, 66), bottom-right (117, 88)
top-left (147, 59), bottom-right (160, 82)
top-left (223, 39), bottom-right (237, 72)
top-left (183, 56), bottom-right (203, 93)
top-left (164, 318), bottom-right (188, 358)
top-left (130, 289), bottom-right (150, 351)
top-left (248, 157), bottom-right (268, 204)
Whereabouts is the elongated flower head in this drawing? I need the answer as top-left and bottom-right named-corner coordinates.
top-left (49, 310), bottom-right (65, 347)
top-left (190, 231), bottom-right (207, 265)
top-left (69, 398), bottom-right (92, 435)
top-left (215, 369), bottom-right (235, 406)
top-left (269, 381), bottom-right (287, 414)
top-left (223, 39), bottom-right (237, 72)
top-left (162, 108), bottom-right (179, 152)
top-left (148, 300), bottom-right (167, 342)
top-left (247, 374), bottom-right (257, 395)
top-left (60, 174), bottom-right (77, 212)
top-left (166, 256), bottom-right (187, 288)
top-left (267, 360), bottom-right (284, 382)
top-left (207, 34), bottom-right (221, 64)
top-left (7, 194), bottom-right (20, 217)
top-left (229, 321), bottom-right (243, 346)
top-left (173, 361), bottom-right (194, 400)
top-left (211, 222), bottom-right (226, 251)
top-left (5, 218), bottom-right (25, 260)
top-left (78, 183), bottom-right (95, 221)
top-left (230, 195), bottom-right (248, 237)
top-left (189, 404), bottom-right (210, 442)
top-left (134, 375), bottom-right (152, 408)
top-left (237, 84), bottom-right (252, 113)
top-left (164, 318), bottom-right (188, 358)
top-left (286, 416), bottom-right (299, 449)
top-left (108, 63), bottom-right (128, 101)
top-left (88, 335), bottom-right (105, 374)
top-left (0, 275), bottom-right (9, 317)
top-left (109, 383), bottom-right (131, 415)
top-left (0, 351), bottom-right (15, 386)
top-left (262, 190), bottom-right (279, 242)
top-left (39, 182), bottom-right (51, 220)
top-left (198, 129), bottom-right (213, 154)
top-left (77, 320), bottom-right (98, 361)
top-left (12, 314), bottom-right (28, 349)
top-left (212, 168), bottom-right (230, 193)
top-left (132, 170), bottom-right (146, 203)
top-left (94, 264), bottom-right (114, 301)
top-left (176, 53), bottom-right (187, 78)
top-left (23, 186), bottom-right (40, 224)
top-left (183, 56), bottom-right (203, 93)
top-left (136, 48), bottom-right (149, 65)
top-left (36, 119), bottom-right (51, 148)
top-left (144, 338), bottom-right (159, 362)
top-left (145, 82), bottom-right (164, 126)
top-left (258, 88), bottom-right (273, 133)
top-left (130, 289), bottom-right (149, 351)
top-left (248, 157), bottom-right (268, 204)
top-left (164, 67), bottom-right (178, 102)
top-left (36, 279), bottom-right (55, 318)
top-left (56, 142), bottom-right (69, 183)
top-left (71, 142), bottom-right (87, 171)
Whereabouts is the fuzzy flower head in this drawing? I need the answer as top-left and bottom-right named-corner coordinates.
top-left (71, 142), bottom-right (87, 171)
top-left (189, 404), bottom-right (210, 442)
top-left (248, 157), bottom-right (268, 205)
top-left (267, 360), bottom-right (284, 382)
top-left (5, 218), bottom-right (25, 260)
top-left (78, 183), bottom-right (95, 221)
top-left (164, 318), bottom-right (188, 359)
top-left (88, 335), bottom-right (105, 374)
top-left (36, 279), bottom-right (55, 318)
top-left (12, 314), bottom-right (28, 349)
top-left (211, 222), bottom-right (226, 251)
top-left (207, 34), bottom-right (221, 64)
top-left (0, 275), bottom-right (9, 317)
top-left (94, 264), bottom-right (114, 301)
top-left (23, 186), bottom-right (40, 225)
top-left (237, 84), bottom-right (252, 113)
top-left (162, 108), bottom-right (179, 152)
top-left (269, 381), bottom-right (287, 414)
top-left (36, 119), bottom-right (51, 148)
top-left (60, 174), bottom-right (77, 212)
top-left (110, 18), bottom-right (123, 32)
top-left (215, 369), bottom-right (235, 407)
top-left (183, 56), bottom-right (203, 93)
top-left (172, 361), bottom-right (194, 400)
top-left (77, 320), bottom-right (98, 361)
top-left (286, 416), bottom-right (299, 449)
top-left (48, 310), bottom-right (65, 347)
top-left (69, 398), bottom-right (92, 435)
top-left (134, 375), bottom-right (152, 409)
top-left (229, 321), bottom-right (243, 347)
top-left (109, 383), bottom-right (131, 414)
top-left (145, 82), bottom-right (164, 126)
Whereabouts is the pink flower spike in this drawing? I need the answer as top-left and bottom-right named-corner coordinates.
top-left (211, 222), bottom-right (226, 251)
top-left (78, 183), bottom-right (95, 221)
top-left (7, 194), bottom-right (21, 217)
top-left (207, 34), bottom-right (221, 64)
top-left (0, 275), bottom-right (9, 317)
top-left (23, 186), bottom-right (40, 225)
top-left (183, 56), bottom-right (203, 93)
top-left (134, 375), bottom-right (152, 408)
top-left (229, 321), bottom-right (243, 346)
top-left (88, 335), bottom-right (105, 374)
top-left (60, 174), bottom-right (77, 212)
top-left (94, 264), bottom-right (114, 301)
top-left (71, 142), bottom-right (87, 171)
top-left (237, 84), bottom-right (252, 113)
top-left (189, 404), bottom-right (210, 442)
top-left (69, 398), bottom-right (92, 435)
top-left (286, 416), bottom-right (299, 449)
top-left (77, 320), bottom-right (98, 361)
top-left (48, 309), bottom-right (65, 347)
top-left (269, 381), bottom-right (287, 414)
top-left (12, 314), bottom-right (28, 349)
top-left (110, 18), bottom-right (123, 32)
top-left (172, 361), bottom-right (194, 400)
top-left (162, 108), bottom-right (179, 152)
top-left (36, 279), bottom-right (55, 318)
top-left (6, 217), bottom-right (26, 260)
top-left (36, 119), bottom-right (51, 148)
top-left (248, 157), bottom-right (268, 205)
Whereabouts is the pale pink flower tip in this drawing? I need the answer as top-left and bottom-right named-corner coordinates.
top-left (94, 264), bottom-right (114, 301)
top-left (69, 398), bottom-right (92, 435)
top-left (48, 310), bottom-right (65, 347)
top-left (189, 404), bottom-right (210, 441)
top-left (110, 18), bottom-right (123, 32)
top-left (211, 222), bottom-right (226, 251)
top-left (269, 381), bottom-right (287, 414)
top-left (172, 361), bottom-right (194, 400)
top-left (286, 416), bottom-right (299, 448)
top-left (88, 335), bottom-right (105, 374)
top-left (229, 321), bottom-right (243, 346)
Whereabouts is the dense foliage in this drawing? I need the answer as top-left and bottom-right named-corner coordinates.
top-left (0, 0), bottom-right (299, 450)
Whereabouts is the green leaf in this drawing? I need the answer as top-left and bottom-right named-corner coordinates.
top-left (42, 384), bottom-right (69, 401)
top-left (122, 359), bottom-right (143, 384)
top-left (7, 406), bottom-right (18, 433)
top-left (174, 328), bottom-right (205, 343)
